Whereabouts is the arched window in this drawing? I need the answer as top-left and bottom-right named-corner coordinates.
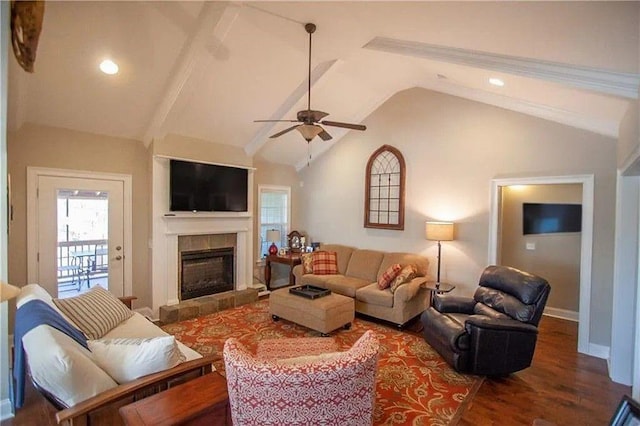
top-left (364, 145), bottom-right (405, 230)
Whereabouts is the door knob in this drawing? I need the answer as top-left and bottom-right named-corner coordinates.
top-left (116, 246), bottom-right (122, 251)
top-left (115, 255), bottom-right (123, 261)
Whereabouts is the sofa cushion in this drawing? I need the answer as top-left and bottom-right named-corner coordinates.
top-left (378, 252), bottom-right (429, 279)
top-left (103, 312), bottom-right (202, 361)
top-left (345, 250), bottom-right (385, 283)
top-left (377, 263), bottom-right (402, 290)
top-left (320, 244), bottom-right (356, 274)
top-left (88, 336), bottom-right (186, 383)
top-left (53, 286), bottom-right (133, 340)
top-left (301, 253), bottom-right (314, 274)
top-left (312, 251), bottom-right (339, 275)
top-left (299, 274), bottom-right (334, 288)
top-left (356, 283), bottom-right (394, 308)
top-left (324, 275), bottom-right (371, 298)
top-left (22, 325), bottom-right (117, 408)
top-left (389, 264), bottom-right (418, 293)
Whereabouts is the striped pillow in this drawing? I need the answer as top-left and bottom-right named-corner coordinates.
top-left (312, 251), bottom-right (338, 275)
top-left (53, 285), bottom-right (133, 340)
top-left (377, 263), bottom-right (402, 290)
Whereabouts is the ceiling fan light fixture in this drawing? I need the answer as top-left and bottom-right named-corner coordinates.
top-left (297, 124), bottom-right (323, 142)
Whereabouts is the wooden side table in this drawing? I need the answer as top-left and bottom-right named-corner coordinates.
top-left (422, 281), bottom-right (456, 306)
top-left (119, 372), bottom-right (231, 426)
top-left (265, 253), bottom-right (302, 290)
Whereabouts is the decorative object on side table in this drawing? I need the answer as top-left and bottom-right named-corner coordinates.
top-left (425, 221), bottom-right (455, 285)
top-left (287, 230), bottom-right (303, 252)
top-left (266, 229), bottom-right (281, 255)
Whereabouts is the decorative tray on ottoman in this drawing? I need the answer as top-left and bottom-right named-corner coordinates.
top-left (289, 285), bottom-right (331, 299)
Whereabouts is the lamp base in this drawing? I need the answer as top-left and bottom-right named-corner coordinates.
top-left (268, 243), bottom-right (278, 255)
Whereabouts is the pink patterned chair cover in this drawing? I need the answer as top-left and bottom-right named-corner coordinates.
top-left (223, 331), bottom-right (379, 426)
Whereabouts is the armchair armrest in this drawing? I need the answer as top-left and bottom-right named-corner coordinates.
top-left (465, 315), bottom-right (538, 334)
top-left (55, 355), bottom-right (218, 425)
top-left (433, 294), bottom-right (475, 314)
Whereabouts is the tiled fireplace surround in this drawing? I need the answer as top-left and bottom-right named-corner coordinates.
top-left (151, 213), bottom-right (254, 316)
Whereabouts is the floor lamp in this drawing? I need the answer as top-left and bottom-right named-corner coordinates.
top-left (425, 222), bottom-right (455, 285)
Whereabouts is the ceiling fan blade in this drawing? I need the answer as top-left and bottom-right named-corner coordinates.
top-left (269, 124), bottom-right (300, 138)
top-left (254, 119), bottom-right (299, 123)
top-left (320, 120), bottom-right (366, 131)
top-left (318, 129), bottom-right (332, 141)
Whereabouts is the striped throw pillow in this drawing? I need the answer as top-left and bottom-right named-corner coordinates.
top-left (53, 285), bottom-right (133, 340)
top-left (377, 263), bottom-right (402, 290)
top-left (311, 251), bottom-right (338, 275)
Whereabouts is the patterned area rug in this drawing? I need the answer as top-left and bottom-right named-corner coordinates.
top-left (162, 299), bottom-right (482, 425)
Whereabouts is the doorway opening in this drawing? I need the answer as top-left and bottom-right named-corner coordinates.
top-left (489, 174), bottom-right (594, 356)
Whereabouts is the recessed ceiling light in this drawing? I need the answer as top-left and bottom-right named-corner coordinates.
top-left (99, 59), bottom-right (119, 75)
top-left (489, 77), bottom-right (504, 87)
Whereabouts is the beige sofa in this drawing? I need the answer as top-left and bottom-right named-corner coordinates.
top-left (292, 244), bottom-right (431, 327)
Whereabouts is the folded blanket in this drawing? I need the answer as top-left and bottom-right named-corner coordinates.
top-left (13, 299), bottom-right (88, 409)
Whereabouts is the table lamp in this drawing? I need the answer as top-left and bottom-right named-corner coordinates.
top-left (425, 221), bottom-right (455, 284)
top-left (1, 281), bottom-right (20, 302)
top-left (266, 229), bottom-right (281, 255)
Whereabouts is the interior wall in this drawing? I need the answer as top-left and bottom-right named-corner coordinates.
top-left (7, 124), bottom-right (152, 308)
top-left (299, 87), bottom-right (617, 347)
top-left (500, 184), bottom-right (581, 313)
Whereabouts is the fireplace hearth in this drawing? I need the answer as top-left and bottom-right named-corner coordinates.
top-left (180, 247), bottom-right (234, 300)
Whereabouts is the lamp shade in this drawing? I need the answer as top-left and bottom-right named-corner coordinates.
top-left (266, 229), bottom-right (281, 243)
top-left (297, 124), bottom-right (323, 142)
top-left (425, 221), bottom-right (454, 242)
top-left (1, 281), bottom-right (20, 302)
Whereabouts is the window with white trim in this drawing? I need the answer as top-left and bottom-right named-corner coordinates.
top-left (258, 185), bottom-right (290, 258)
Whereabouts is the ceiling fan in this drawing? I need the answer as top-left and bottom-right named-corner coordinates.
top-left (254, 23), bottom-right (366, 143)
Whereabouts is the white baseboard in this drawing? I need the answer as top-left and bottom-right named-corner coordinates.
top-left (587, 343), bottom-right (610, 360)
top-left (0, 398), bottom-right (14, 420)
top-left (543, 307), bottom-right (579, 322)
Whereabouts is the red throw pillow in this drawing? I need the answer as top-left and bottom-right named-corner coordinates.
top-left (377, 263), bottom-right (402, 290)
top-left (312, 251), bottom-right (338, 275)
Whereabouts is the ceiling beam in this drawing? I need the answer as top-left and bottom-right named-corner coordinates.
top-left (142, 2), bottom-right (240, 147)
top-left (364, 37), bottom-right (640, 100)
top-left (244, 60), bottom-right (338, 157)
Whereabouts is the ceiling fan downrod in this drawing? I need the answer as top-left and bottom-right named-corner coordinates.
top-left (305, 23), bottom-right (316, 116)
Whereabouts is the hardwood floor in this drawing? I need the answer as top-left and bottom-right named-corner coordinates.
top-left (458, 316), bottom-right (631, 425)
top-left (2, 316), bottom-right (630, 425)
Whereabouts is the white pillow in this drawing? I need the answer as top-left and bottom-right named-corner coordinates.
top-left (87, 336), bottom-right (186, 383)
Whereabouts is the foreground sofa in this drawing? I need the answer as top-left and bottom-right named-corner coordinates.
top-left (15, 284), bottom-right (215, 425)
top-left (292, 244), bottom-right (431, 327)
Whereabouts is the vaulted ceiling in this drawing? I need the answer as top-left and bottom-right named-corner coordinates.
top-left (8, 1), bottom-right (640, 170)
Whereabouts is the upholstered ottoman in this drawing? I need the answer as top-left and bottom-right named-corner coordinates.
top-left (269, 288), bottom-right (355, 335)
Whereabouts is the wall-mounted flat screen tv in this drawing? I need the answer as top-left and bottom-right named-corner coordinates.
top-left (522, 203), bottom-right (582, 235)
top-left (170, 159), bottom-right (248, 212)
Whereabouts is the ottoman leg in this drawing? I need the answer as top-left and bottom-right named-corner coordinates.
top-left (344, 323), bottom-right (351, 330)
top-left (272, 315), bottom-right (280, 321)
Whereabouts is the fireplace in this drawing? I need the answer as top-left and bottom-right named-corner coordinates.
top-left (180, 247), bottom-right (234, 300)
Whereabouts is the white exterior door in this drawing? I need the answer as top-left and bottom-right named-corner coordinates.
top-left (33, 174), bottom-right (126, 297)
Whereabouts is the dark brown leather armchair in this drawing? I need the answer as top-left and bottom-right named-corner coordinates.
top-left (420, 265), bottom-right (550, 376)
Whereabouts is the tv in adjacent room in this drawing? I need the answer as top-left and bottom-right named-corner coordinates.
top-left (522, 203), bottom-right (582, 235)
top-left (169, 159), bottom-right (248, 212)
